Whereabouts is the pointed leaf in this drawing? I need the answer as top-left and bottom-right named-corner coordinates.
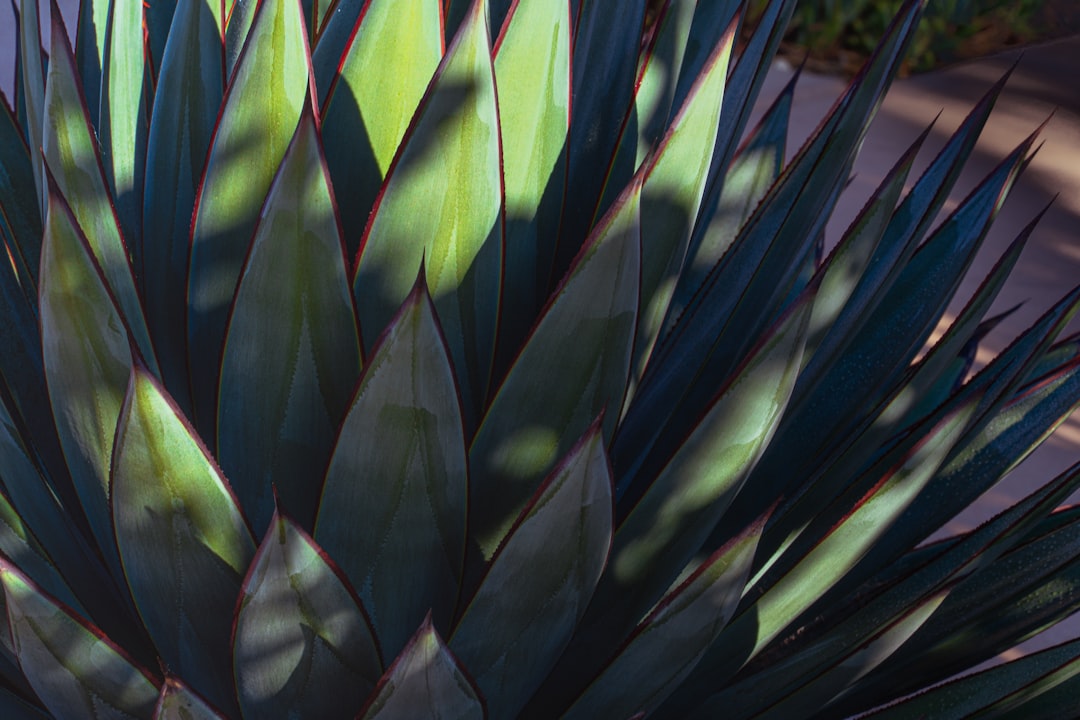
top-left (188, 0), bottom-right (311, 434)
top-left (669, 63), bottom-right (793, 338)
top-left (359, 617), bottom-right (483, 720)
top-left (98, 0), bottom-right (148, 253)
top-left (451, 422), bottom-right (612, 719)
top-left (563, 514), bottom-right (765, 720)
top-left (866, 638), bottom-right (1080, 719)
top-left (600, 289), bottom-right (812, 637)
top-left (469, 174), bottom-right (640, 556)
top-left (17, 0), bottom-right (44, 217)
top-left (316, 274), bottom-right (466, 659)
top-left (217, 109), bottom-right (361, 533)
top-left (39, 179), bottom-right (133, 581)
top-left (633, 23), bottom-right (734, 380)
top-left (557, 0), bottom-right (646, 260)
top-left (321, 0), bottom-right (444, 253)
top-left (42, 7), bottom-right (157, 371)
top-left (112, 365), bottom-right (256, 712)
top-left (493, 0), bottom-right (570, 353)
top-left (142, 0), bottom-right (225, 413)
top-left (74, 0), bottom-right (107, 120)
top-left (354, 0), bottom-right (501, 419)
top-left (154, 677), bottom-right (227, 720)
top-left (235, 513), bottom-right (382, 719)
top-left (0, 562), bottom-right (159, 720)
top-left (0, 92), bottom-right (42, 286)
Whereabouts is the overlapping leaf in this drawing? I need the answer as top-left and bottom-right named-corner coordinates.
top-left (112, 366), bottom-right (255, 712)
top-left (218, 108), bottom-right (361, 533)
top-left (315, 274), bottom-right (466, 660)
top-left (353, 0), bottom-right (501, 420)
top-left (452, 422), bottom-right (612, 719)
top-left (188, 0), bottom-right (310, 434)
top-left (235, 513), bottom-right (382, 719)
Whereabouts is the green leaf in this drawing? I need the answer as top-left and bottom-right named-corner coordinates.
top-left (557, 0), bottom-right (646, 261)
top-left (187, 0), bottom-right (310, 435)
top-left (0, 92), bottom-right (42, 288)
top-left (112, 365), bottom-right (256, 713)
top-left (39, 178), bottom-right (133, 582)
top-left (142, 0), bottom-right (225, 414)
top-left (451, 422), bottom-right (612, 719)
top-left (98, 0), bottom-right (148, 256)
top-left (562, 514), bottom-right (766, 720)
top-left (865, 637), bottom-right (1080, 719)
top-left (0, 562), bottom-right (160, 720)
top-left (74, 0), bottom-right (108, 121)
top-left (154, 677), bottom-right (227, 720)
top-left (321, 0), bottom-right (444, 254)
top-left (353, 0), bottom-right (501, 420)
top-left (235, 513), bottom-right (382, 719)
top-left (359, 617), bottom-right (483, 720)
top-left (661, 396), bottom-right (978, 717)
top-left (633, 22), bottom-right (734, 383)
top-left (669, 64), bottom-right (793, 336)
top-left (469, 173), bottom-right (640, 557)
top-left (493, 0), bottom-right (570, 355)
top-left (42, 6), bottom-right (157, 373)
top-left (217, 108), bottom-right (361, 533)
top-left (17, 0), bottom-right (45, 217)
top-left (315, 273), bottom-right (466, 660)
top-left (599, 288), bottom-right (812, 639)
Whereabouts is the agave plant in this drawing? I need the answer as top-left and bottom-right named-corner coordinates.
top-left (1, 0), bottom-right (1080, 716)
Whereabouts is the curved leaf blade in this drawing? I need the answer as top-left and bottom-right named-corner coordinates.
top-left (493, 0), bottom-right (570, 351)
top-left (112, 365), bottom-right (256, 713)
top-left (359, 616), bottom-right (483, 720)
top-left (469, 173), bottom-right (641, 556)
top-left (321, 0), bottom-right (443, 253)
top-left (39, 179), bottom-right (133, 581)
top-left (235, 513), bottom-right (382, 719)
top-left (0, 562), bottom-right (160, 720)
top-left (142, 0), bottom-right (225, 414)
top-left (154, 677), bottom-right (227, 720)
top-left (42, 6), bottom-right (157, 373)
top-left (562, 513), bottom-right (765, 720)
top-left (316, 274), bottom-right (466, 659)
top-left (98, 0), bottom-right (148, 254)
top-left (187, 0), bottom-right (311, 434)
top-left (217, 108), bottom-right (361, 533)
top-left (451, 422), bottom-right (612, 719)
top-left (353, 0), bottom-right (501, 419)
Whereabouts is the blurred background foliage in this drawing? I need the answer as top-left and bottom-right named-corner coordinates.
top-left (742, 0), bottom-right (1080, 74)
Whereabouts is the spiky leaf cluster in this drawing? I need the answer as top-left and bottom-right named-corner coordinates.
top-left (0, 0), bottom-right (1079, 717)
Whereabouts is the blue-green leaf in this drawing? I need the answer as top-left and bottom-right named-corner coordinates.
top-left (562, 514), bottom-right (765, 719)
top-left (112, 365), bottom-right (256, 713)
top-left (39, 177), bottom-right (133, 581)
top-left (359, 617), bottom-right (483, 720)
top-left (235, 513), bottom-right (382, 719)
top-left (142, 0), bottom-right (225, 415)
top-left (42, 6), bottom-right (157, 373)
top-left (187, 0), bottom-right (310, 435)
top-left (0, 561), bottom-right (160, 720)
top-left (98, 0), bottom-right (148, 255)
top-left (217, 108), bottom-right (361, 533)
top-left (154, 677), bottom-right (227, 720)
top-left (316, 273), bottom-right (466, 660)
top-left (452, 422), bottom-right (612, 719)
top-left (469, 173), bottom-right (640, 557)
top-left (321, 0), bottom-right (443, 254)
top-left (353, 0), bottom-right (501, 421)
